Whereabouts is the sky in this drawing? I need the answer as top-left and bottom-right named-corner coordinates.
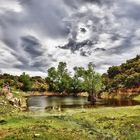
top-left (0, 0), bottom-right (140, 76)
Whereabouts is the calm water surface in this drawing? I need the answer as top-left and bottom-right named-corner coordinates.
top-left (27, 96), bottom-right (140, 112)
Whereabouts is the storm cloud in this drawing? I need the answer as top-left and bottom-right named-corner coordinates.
top-left (0, 0), bottom-right (139, 76)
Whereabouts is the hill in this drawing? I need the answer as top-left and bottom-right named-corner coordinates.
top-left (102, 55), bottom-right (140, 94)
top-left (0, 73), bottom-right (48, 92)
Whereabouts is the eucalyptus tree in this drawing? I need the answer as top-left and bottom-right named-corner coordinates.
top-left (69, 67), bottom-right (84, 94)
top-left (46, 62), bottom-right (103, 97)
top-left (75, 63), bottom-right (103, 97)
top-left (46, 62), bottom-right (71, 93)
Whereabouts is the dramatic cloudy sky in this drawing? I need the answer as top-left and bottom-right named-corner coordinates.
top-left (0, 0), bottom-right (140, 76)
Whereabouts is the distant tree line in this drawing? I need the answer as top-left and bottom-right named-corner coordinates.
top-left (0, 73), bottom-right (48, 92)
top-left (102, 55), bottom-right (140, 92)
top-left (0, 62), bottom-right (103, 97)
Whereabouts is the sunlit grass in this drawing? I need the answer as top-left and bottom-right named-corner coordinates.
top-left (133, 94), bottom-right (140, 101)
top-left (1, 94), bottom-right (140, 140)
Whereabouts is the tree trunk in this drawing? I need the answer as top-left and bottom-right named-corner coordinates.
top-left (88, 94), bottom-right (96, 104)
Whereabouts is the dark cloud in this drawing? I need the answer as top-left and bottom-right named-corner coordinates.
top-left (20, 0), bottom-right (70, 38)
top-left (114, 1), bottom-right (140, 21)
top-left (21, 35), bottom-right (44, 58)
top-left (13, 35), bottom-right (48, 71)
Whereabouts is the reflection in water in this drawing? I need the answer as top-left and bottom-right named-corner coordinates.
top-left (27, 96), bottom-right (140, 112)
top-left (27, 96), bottom-right (88, 112)
top-left (27, 96), bottom-right (47, 112)
top-left (102, 99), bottom-right (140, 106)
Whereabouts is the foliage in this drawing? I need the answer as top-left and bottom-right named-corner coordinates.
top-left (19, 72), bottom-right (32, 91)
top-left (0, 73), bottom-right (47, 92)
top-left (107, 66), bottom-right (121, 78)
top-left (73, 63), bottom-right (103, 96)
top-left (0, 55), bottom-right (139, 94)
top-left (103, 55), bottom-right (140, 92)
top-left (0, 61), bottom-right (103, 95)
top-left (46, 62), bottom-right (72, 93)
top-left (46, 62), bottom-right (103, 95)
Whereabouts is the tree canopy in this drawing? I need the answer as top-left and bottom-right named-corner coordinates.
top-left (46, 62), bottom-right (103, 96)
top-left (103, 55), bottom-right (140, 92)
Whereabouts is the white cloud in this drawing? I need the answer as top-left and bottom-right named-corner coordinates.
top-left (0, 0), bottom-right (22, 13)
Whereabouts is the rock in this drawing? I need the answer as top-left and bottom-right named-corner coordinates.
top-left (8, 97), bottom-right (21, 107)
top-left (34, 134), bottom-right (41, 137)
top-left (6, 92), bottom-right (14, 100)
top-left (0, 100), bottom-right (7, 105)
top-left (131, 124), bottom-right (134, 126)
top-left (0, 102), bottom-right (4, 105)
top-left (0, 119), bottom-right (7, 124)
top-left (89, 131), bottom-right (94, 135)
top-left (20, 106), bottom-right (27, 111)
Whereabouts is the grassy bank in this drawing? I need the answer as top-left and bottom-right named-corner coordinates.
top-left (101, 91), bottom-right (140, 100)
top-left (133, 94), bottom-right (140, 101)
top-left (1, 94), bottom-right (140, 140)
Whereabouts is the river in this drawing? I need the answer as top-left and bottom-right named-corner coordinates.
top-left (26, 96), bottom-right (140, 112)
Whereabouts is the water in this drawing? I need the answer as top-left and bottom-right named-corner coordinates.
top-left (27, 96), bottom-right (140, 112)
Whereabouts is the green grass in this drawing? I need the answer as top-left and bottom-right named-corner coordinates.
top-left (133, 94), bottom-right (140, 101)
top-left (1, 107), bottom-right (140, 140)
top-left (1, 95), bottom-right (140, 140)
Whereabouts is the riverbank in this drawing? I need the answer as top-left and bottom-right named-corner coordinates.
top-left (23, 91), bottom-right (89, 97)
top-left (133, 94), bottom-right (140, 101)
top-left (101, 91), bottom-right (140, 100)
top-left (1, 94), bottom-right (140, 140)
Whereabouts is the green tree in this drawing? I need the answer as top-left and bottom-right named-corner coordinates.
top-left (46, 62), bottom-right (71, 93)
top-left (46, 67), bottom-right (59, 91)
top-left (57, 62), bottom-right (71, 93)
top-left (69, 67), bottom-right (84, 94)
top-left (46, 62), bottom-right (103, 96)
top-left (82, 63), bottom-right (103, 96)
top-left (104, 55), bottom-right (140, 92)
top-left (107, 66), bottom-right (121, 79)
top-left (124, 73), bottom-right (140, 87)
top-left (19, 72), bottom-right (32, 91)
top-left (74, 63), bottom-right (103, 96)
